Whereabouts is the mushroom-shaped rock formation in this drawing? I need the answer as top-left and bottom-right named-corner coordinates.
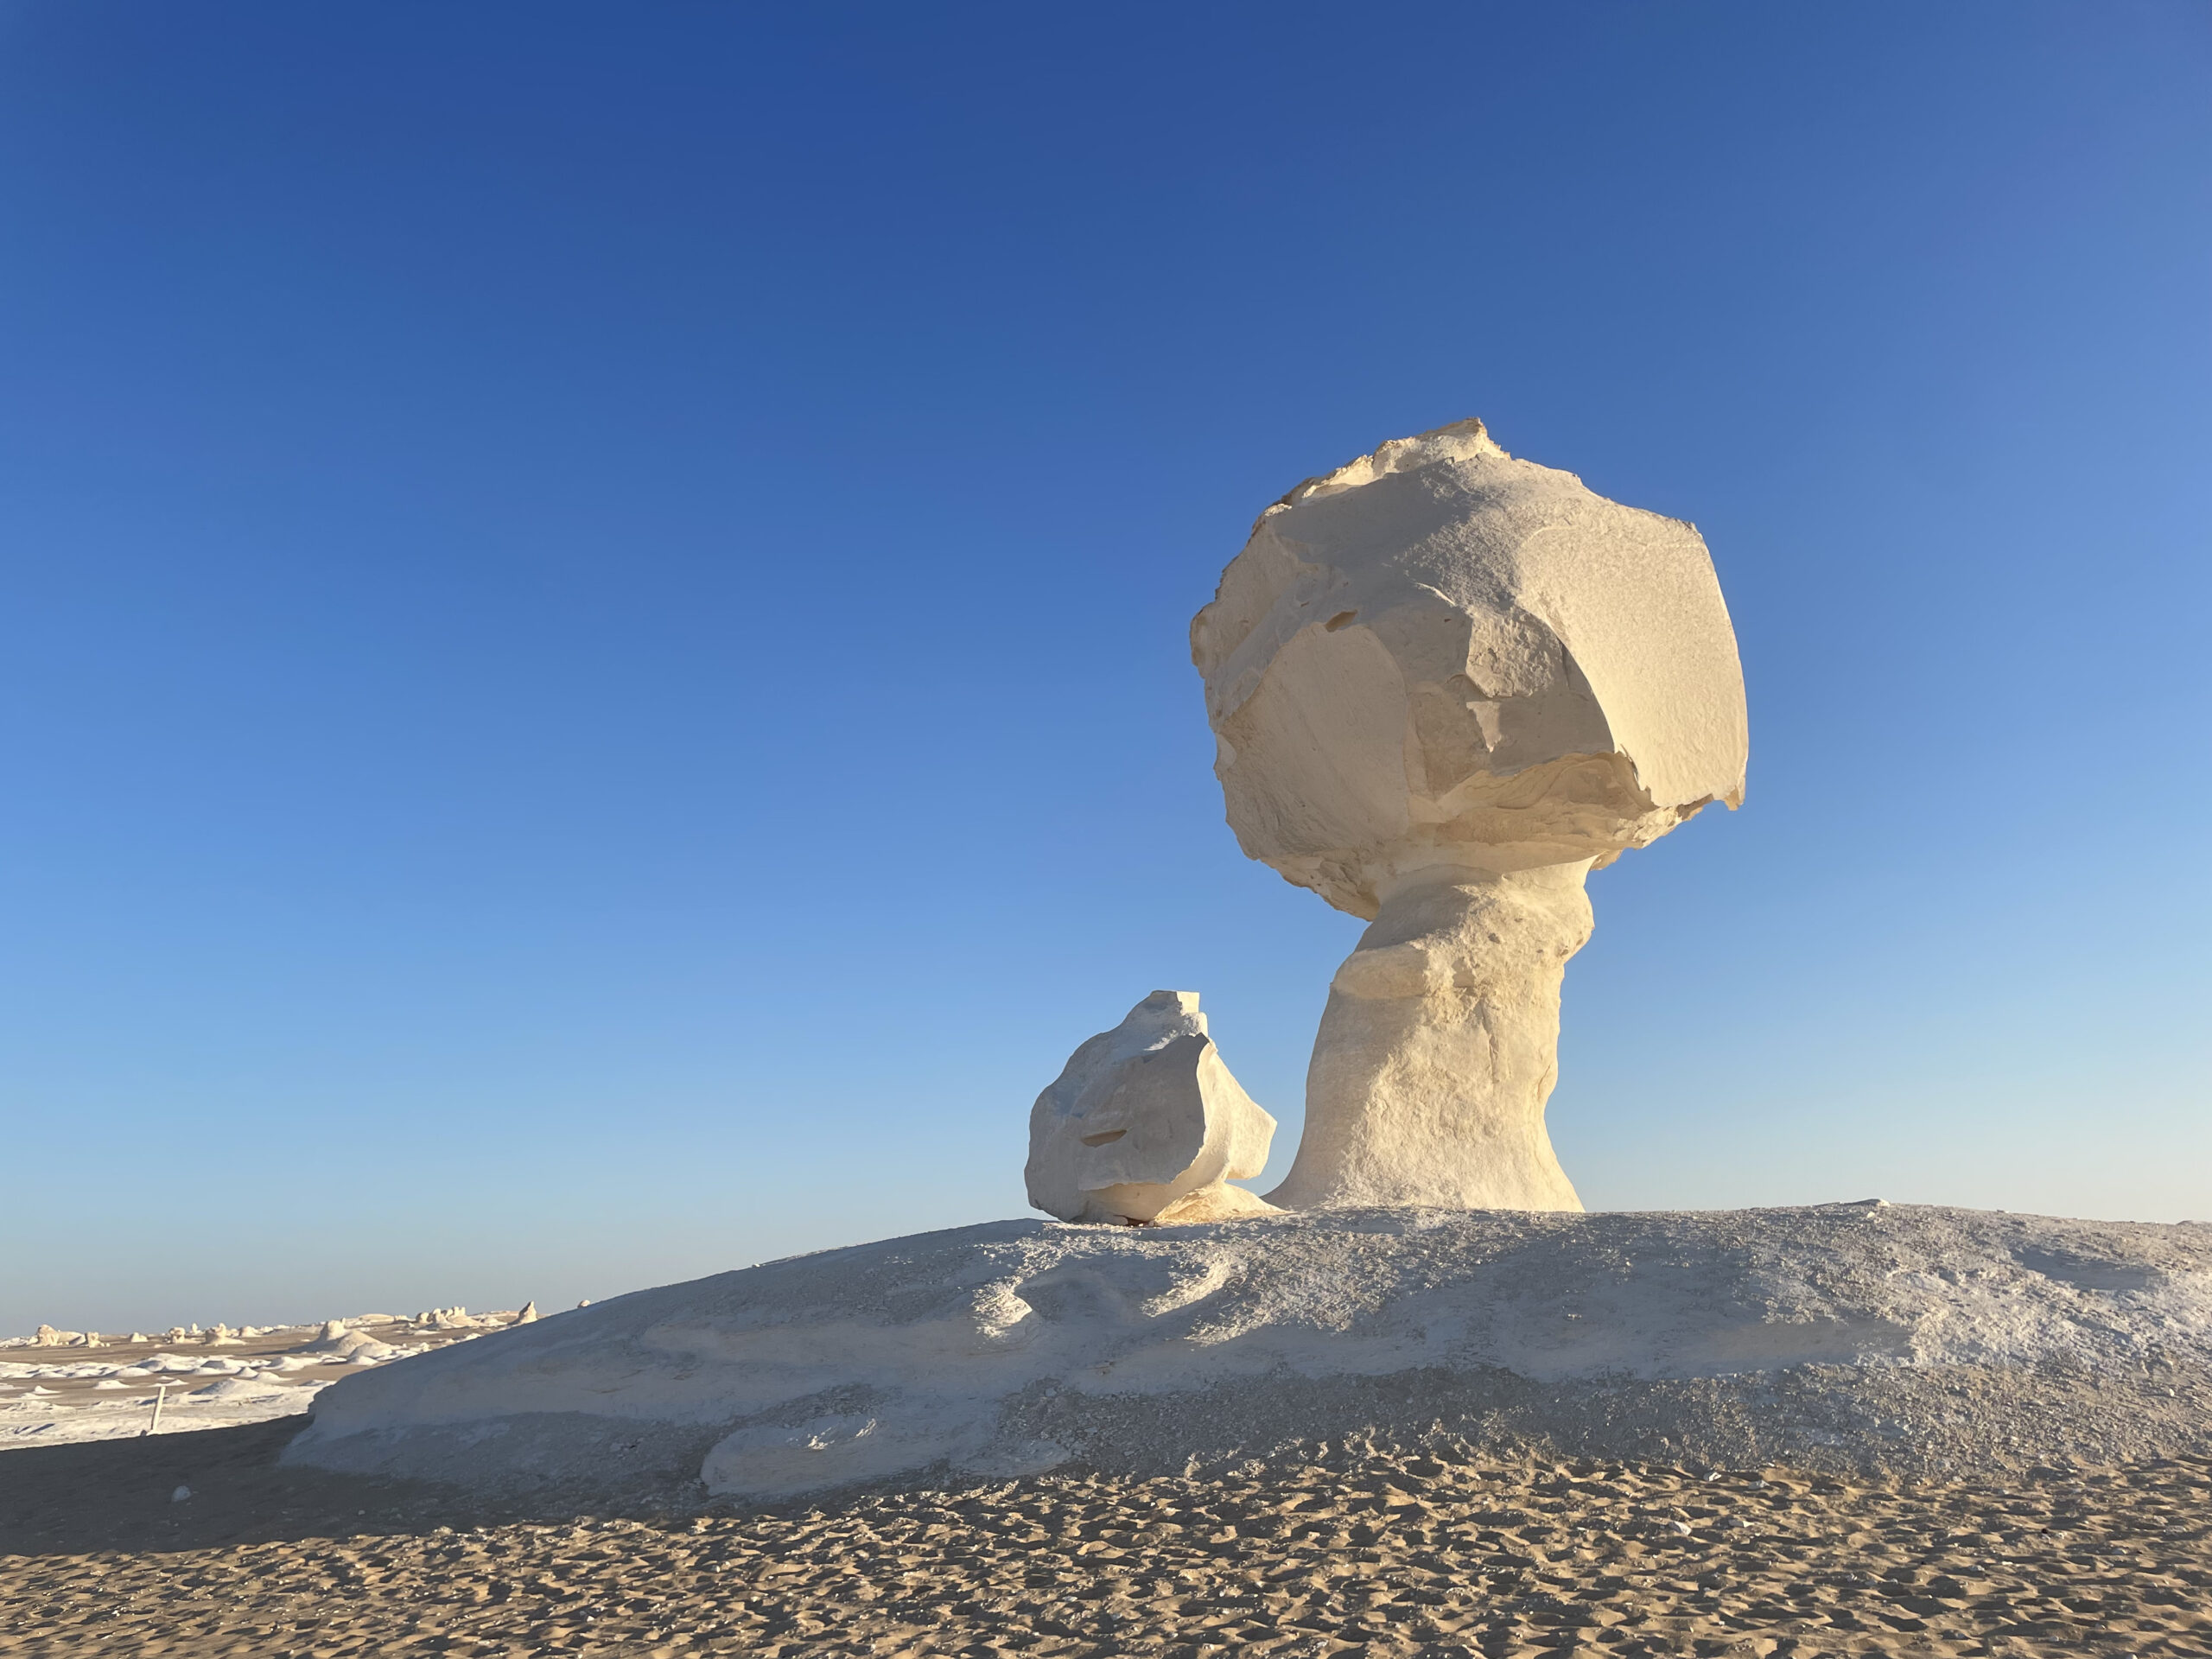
top-left (1192, 419), bottom-right (1747, 1211)
top-left (1026, 991), bottom-right (1279, 1225)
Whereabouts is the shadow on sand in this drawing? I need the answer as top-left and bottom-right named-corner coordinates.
top-left (0, 1421), bottom-right (679, 1558)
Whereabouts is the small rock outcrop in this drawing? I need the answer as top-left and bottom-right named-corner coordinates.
top-left (1026, 991), bottom-right (1277, 1225)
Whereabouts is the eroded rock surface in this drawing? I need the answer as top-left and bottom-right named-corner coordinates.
top-left (284, 1205), bottom-right (2212, 1502)
top-left (1191, 419), bottom-right (1749, 1210)
top-left (1025, 991), bottom-right (1277, 1226)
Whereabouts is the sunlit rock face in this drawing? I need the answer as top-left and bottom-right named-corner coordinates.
top-left (1192, 420), bottom-right (1748, 1211)
top-left (1025, 991), bottom-right (1278, 1226)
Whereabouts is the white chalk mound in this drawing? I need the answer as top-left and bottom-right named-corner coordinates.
top-left (1025, 990), bottom-right (1277, 1226)
top-left (286, 1205), bottom-right (2212, 1501)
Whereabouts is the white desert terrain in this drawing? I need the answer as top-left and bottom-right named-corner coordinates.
top-left (0, 1306), bottom-right (533, 1452)
top-left (287, 1204), bottom-right (2212, 1504)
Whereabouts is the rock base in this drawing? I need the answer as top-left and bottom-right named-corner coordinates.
top-left (284, 1205), bottom-right (2212, 1501)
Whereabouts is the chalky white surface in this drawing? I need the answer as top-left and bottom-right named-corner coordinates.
top-left (0, 1311), bottom-right (520, 1450)
top-left (1025, 990), bottom-right (1277, 1225)
top-left (287, 1205), bottom-right (2212, 1501)
top-left (1190, 420), bottom-right (1751, 1211)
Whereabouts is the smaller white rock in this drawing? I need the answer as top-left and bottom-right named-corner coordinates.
top-left (1025, 991), bottom-right (1278, 1225)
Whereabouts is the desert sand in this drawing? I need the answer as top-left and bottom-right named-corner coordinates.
top-left (3, 1419), bottom-right (2206, 1656)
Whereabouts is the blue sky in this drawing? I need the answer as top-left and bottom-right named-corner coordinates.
top-left (3, 3), bottom-right (2207, 1337)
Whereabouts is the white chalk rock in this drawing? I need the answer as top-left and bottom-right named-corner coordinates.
top-left (513, 1301), bottom-right (538, 1325)
top-left (1192, 418), bottom-right (1746, 904)
top-left (306, 1325), bottom-right (402, 1363)
top-left (285, 1205), bottom-right (2212, 1501)
top-left (1192, 420), bottom-right (1748, 1211)
top-left (1025, 991), bottom-right (1278, 1226)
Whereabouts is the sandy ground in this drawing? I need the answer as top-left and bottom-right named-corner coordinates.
top-left (1, 1421), bottom-right (2203, 1656)
top-left (0, 1315), bottom-right (524, 1451)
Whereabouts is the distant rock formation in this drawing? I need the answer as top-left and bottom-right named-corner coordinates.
top-left (1026, 991), bottom-right (1277, 1226)
top-left (304, 1325), bottom-right (404, 1363)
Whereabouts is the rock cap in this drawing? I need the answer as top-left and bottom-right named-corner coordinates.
top-left (1192, 418), bottom-right (1748, 917)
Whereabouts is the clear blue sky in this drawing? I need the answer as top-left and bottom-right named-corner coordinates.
top-left (3, 3), bottom-right (2207, 1337)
